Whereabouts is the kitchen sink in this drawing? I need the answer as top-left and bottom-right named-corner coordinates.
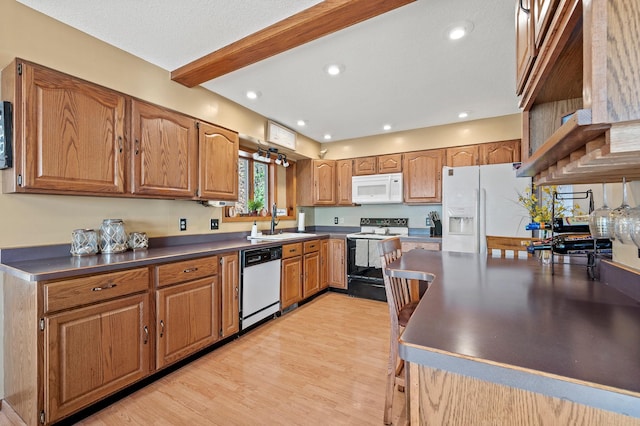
top-left (250, 232), bottom-right (317, 241)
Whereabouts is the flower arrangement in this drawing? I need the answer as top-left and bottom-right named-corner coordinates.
top-left (517, 185), bottom-right (579, 223)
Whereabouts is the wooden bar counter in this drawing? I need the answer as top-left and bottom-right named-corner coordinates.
top-left (385, 250), bottom-right (640, 425)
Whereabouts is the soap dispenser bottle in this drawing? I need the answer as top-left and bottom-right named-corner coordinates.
top-left (251, 221), bottom-right (258, 238)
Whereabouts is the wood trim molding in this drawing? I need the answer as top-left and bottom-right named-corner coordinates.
top-left (171, 0), bottom-right (416, 87)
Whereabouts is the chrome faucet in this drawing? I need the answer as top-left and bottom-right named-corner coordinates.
top-left (270, 203), bottom-right (279, 234)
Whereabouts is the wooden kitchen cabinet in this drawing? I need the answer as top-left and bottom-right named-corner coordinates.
top-left (320, 240), bottom-right (329, 290)
top-left (281, 242), bottom-right (303, 309)
top-left (401, 241), bottom-right (441, 252)
top-left (198, 122), bottom-right (239, 200)
top-left (479, 139), bottom-right (521, 164)
top-left (515, 0), bottom-right (535, 96)
top-left (303, 240), bottom-right (321, 298)
top-left (45, 293), bottom-right (150, 423)
top-left (532, 0), bottom-right (559, 48)
top-left (328, 238), bottom-right (346, 289)
top-left (353, 156), bottom-right (377, 175)
top-left (155, 256), bottom-right (220, 369)
top-left (446, 145), bottom-right (479, 167)
top-left (296, 159), bottom-right (336, 206)
top-left (403, 149), bottom-right (443, 204)
top-left (378, 153), bottom-right (403, 173)
top-left (220, 252), bottom-right (240, 337)
top-left (131, 99), bottom-right (198, 198)
top-left (336, 159), bottom-right (353, 205)
top-left (1, 59), bottom-right (127, 195)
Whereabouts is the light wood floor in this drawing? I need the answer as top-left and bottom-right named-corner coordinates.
top-left (0, 292), bottom-right (407, 425)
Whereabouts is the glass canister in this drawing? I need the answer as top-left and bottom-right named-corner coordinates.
top-left (99, 219), bottom-right (127, 253)
top-left (70, 229), bottom-right (99, 256)
top-left (128, 232), bottom-right (149, 250)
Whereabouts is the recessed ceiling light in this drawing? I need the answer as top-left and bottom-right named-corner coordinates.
top-left (383, 124), bottom-right (392, 131)
top-left (246, 90), bottom-right (261, 100)
top-left (324, 134), bottom-right (332, 140)
top-left (324, 64), bottom-right (345, 76)
top-left (297, 120), bottom-right (307, 127)
top-left (458, 111), bottom-right (469, 119)
top-left (447, 21), bottom-right (474, 40)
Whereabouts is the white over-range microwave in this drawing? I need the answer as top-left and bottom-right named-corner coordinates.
top-left (351, 173), bottom-right (403, 204)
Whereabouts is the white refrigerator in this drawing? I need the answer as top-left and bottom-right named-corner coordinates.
top-left (441, 163), bottom-right (531, 253)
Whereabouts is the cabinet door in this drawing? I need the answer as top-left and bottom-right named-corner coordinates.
top-left (281, 256), bottom-right (302, 309)
top-left (16, 60), bottom-right (126, 194)
top-left (403, 150), bottom-right (443, 204)
top-left (303, 251), bottom-right (321, 298)
top-left (156, 277), bottom-right (219, 369)
top-left (378, 154), bottom-right (403, 173)
top-left (480, 140), bottom-right (521, 164)
top-left (533, 0), bottom-right (559, 48)
top-left (336, 159), bottom-right (353, 205)
top-left (198, 122), bottom-right (239, 200)
top-left (313, 160), bottom-right (337, 205)
top-left (45, 294), bottom-right (150, 423)
top-left (131, 100), bottom-right (197, 198)
top-left (320, 240), bottom-right (329, 290)
top-left (221, 252), bottom-right (239, 337)
top-left (328, 239), bottom-right (346, 289)
top-left (516, 0), bottom-right (536, 95)
top-left (446, 145), bottom-right (479, 167)
top-left (353, 156), bottom-right (377, 175)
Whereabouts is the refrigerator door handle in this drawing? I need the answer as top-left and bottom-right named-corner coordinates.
top-left (480, 188), bottom-right (487, 253)
top-left (473, 188), bottom-right (480, 253)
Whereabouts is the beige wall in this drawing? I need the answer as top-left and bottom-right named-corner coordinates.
top-left (323, 114), bottom-right (522, 159)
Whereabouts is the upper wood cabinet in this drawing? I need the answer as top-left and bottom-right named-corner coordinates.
top-left (515, 0), bottom-right (640, 184)
top-left (1, 59), bottom-right (127, 195)
top-left (403, 149), bottom-right (443, 204)
top-left (131, 100), bottom-right (198, 198)
top-left (353, 154), bottom-right (402, 175)
top-left (446, 145), bottom-right (479, 167)
top-left (296, 159), bottom-right (336, 206)
top-left (378, 154), bottom-right (403, 173)
top-left (515, 0), bottom-right (535, 96)
top-left (353, 156), bottom-right (377, 175)
top-left (198, 122), bottom-right (239, 200)
top-left (480, 140), bottom-right (521, 165)
top-left (336, 159), bottom-right (353, 206)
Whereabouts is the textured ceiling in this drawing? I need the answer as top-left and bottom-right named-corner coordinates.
top-left (17, 0), bottom-right (520, 143)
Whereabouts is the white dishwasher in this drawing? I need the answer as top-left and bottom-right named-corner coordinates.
top-left (240, 246), bottom-right (282, 331)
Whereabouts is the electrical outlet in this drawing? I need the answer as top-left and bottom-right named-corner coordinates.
top-left (179, 218), bottom-right (187, 231)
top-left (210, 219), bottom-right (219, 230)
top-left (426, 217), bottom-right (432, 227)
top-left (334, 217), bottom-right (339, 224)
top-left (339, 217), bottom-right (345, 224)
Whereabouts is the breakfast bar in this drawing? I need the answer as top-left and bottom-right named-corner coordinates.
top-left (385, 250), bottom-right (640, 425)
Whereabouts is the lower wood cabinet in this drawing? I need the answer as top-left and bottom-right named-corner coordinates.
top-left (155, 277), bottom-right (219, 369)
top-left (220, 252), bottom-right (240, 337)
top-left (328, 238), bottom-right (346, 289)
top-left (281, 255), bottom-right (303, 309)
top-left (45, 293), bottom-right (150, 423)
top-left (303, 240), bottom-right (321, 298)
top-left (320, 240), bottom-right (329, 290)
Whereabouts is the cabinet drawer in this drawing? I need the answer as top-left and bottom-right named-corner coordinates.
top-left (156, 256), bottom-right (218, 287)
top-left (43, 268), bottom-right (149, 313)
top-left (282, 243), bottom-right (303, 259)
top-left (303, 239), bottom-right (320, 253)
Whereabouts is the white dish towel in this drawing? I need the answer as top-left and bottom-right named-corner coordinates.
top-left (368, 240), bottom-right (382, 268)
top-left (355, 239), bottom-right (369, 267)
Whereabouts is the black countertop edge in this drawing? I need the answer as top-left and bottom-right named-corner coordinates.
top-left (399, 344), bottom-right (640, 418)
top-left (0, 231), bottom-right (331, 282)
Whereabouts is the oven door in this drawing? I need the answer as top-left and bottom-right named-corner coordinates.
top-left (346, 237), bottom-right (386, 301)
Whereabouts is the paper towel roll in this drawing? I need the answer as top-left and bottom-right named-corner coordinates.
top-left (297, 212), bottom-right (305, 232)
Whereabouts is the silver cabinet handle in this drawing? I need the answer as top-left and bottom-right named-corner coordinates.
top-left (143, 325), bottom-right (149, 344)
top-left (92, 283), bottom-right (117, 292)
top-left (183, 267), bottom-right (199, 273)
top-left (159, 320), bottom-right (165, 338)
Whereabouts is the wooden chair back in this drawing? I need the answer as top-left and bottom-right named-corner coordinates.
top-left (486, 235), bottom-right (537, 258)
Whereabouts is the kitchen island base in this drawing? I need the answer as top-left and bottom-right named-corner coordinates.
top-left (410, 363), bottom-right (640, 425)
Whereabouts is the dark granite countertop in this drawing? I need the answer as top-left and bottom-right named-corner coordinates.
top-left (386, 250), bottom-right (640, 417)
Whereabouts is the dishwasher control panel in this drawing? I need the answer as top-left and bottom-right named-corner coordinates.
top-left (243, 246), bottom-right (282, 267)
